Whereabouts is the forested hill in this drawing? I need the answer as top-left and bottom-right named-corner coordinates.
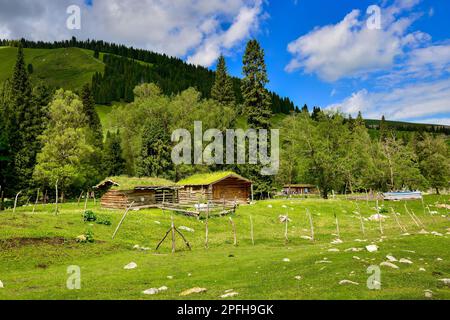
top-left (0, 38), bottom-right (298, 115)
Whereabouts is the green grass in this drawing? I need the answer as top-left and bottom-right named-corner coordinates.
top-left (177, 172), bottom-right (247, 186)
top-left (0, 195), bottom-right (448, 300)
top-left (97, 176), bottom-right (176, 190)
top-left (0, 47), bottom-right (104, 90)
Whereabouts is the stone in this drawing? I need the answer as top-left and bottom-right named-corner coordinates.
top-left (430, 231), bottom-right (443, 237)
top-left (380, 262), bottom-right (399, 269)
top-left (439, 279), bottom-right (450, 286)
top-left (167, 275), bottom-right (174, 279)
top-left (124, 262), bottom-right (137, 270)
top-left (386, 255), bottom-right (397, 262)
top-left (339, 280), bottom-right (359, 285)
top-left (267, 205), bottom-right (272, 208)
top-left (295, 276), bottom-right (302, 281)
top-left (418, 229), bottom-right (429, 234)
top-left (0, 280), bottom-right (3, 288)
top-left (154, 221), bottom-right (161, 225)
top-left (301, 236), bottom-right (312, 240)
top-left (143, 288), bottom-right (159, 295)
top-left (179, 226), bottom-right (195, 233)
top-left (353, 256), bottom-right (360, 260)
top-left (424, 290), bottom-right (433, 299)
top-left (315, 260), bottom-right (332, 264)
top-left (221, 292), bottom-right (239, 298)
top-left (158, 286), bottom-right (168, 291)
top-left (133, 245), bottom-right (140, 250)
top-left (283, 258), bottom-right (290, 262)
top-left (328, 248), bottom-right (340, 252)
top-left (365, 244), bottom-right (378, 252)
top-left (331, 239), bottom-right (343, 245)
top-left (419, 268), bottom-right (426, 272)
top-left (368, 214), bottom-right (387, 221)
top-left (345, 247), bottom-right (363, 252)
top-left (180, 287), bottom-right (207, 296)
top-left (436, 258), bottom-right (443, 261)
top-left (399, 258), bottom-right (413, 264)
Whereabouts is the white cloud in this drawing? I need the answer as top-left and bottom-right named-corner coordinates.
top-left (0, 0), bottom-right (265, 67)
top-left (285, 0), bottom-right (425, 81)
top-left (187, 0), bottom-right (264, 66)
top-left (327, 79), bottom-right (450, 125)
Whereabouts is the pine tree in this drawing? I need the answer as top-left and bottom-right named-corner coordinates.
top-left (241, 40), bottom-right (272, 129)
top-left (211, 55), bottom-right (235, 106)
top-left (81, 84), bottom-right (103, 148)
top-left (136, 120), bottom-right (173, 178)
top-left (379, 115), bottom-right (388, 142)
top-left (103, 130), bottom-right (126, 176)
top-left (301, 104), bottom-right (309, 115)
top-left (356, 111), bottom-right (365, 127)
top-left (311, 106), bottom-right (322, 121)
top-left (7, 45), bottom-right (45, 192)
top-left (27, 63), bottom-right (34, 74)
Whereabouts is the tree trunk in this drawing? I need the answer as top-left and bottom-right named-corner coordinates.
top-left (436, 188), bottom-right (440, 195)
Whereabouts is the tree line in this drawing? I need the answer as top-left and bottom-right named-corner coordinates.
top-left (0, 40), bottom-right (448, 206)
top-left (1, 37), bottom-right (298, 115)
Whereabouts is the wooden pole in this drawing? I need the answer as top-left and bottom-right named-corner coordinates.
top-left (84, 191), bottom-right (89, 211)
top-left (92, 191), bottom-right (96, 206)
top-left (112, 201), bottom-right (135, 239)
top-left (54, 179), bottom-right (59, 215)
top-left (251, 184), bottom-right (254, 202)
top-left (205, 202), bottom-right (209, 249)
top-left (43, 189), bottom-right (47, 206)
top-left (335, 213), bottom-right (340, 239)
top-left (391, 208), bottom-right (406, 233)
top-left (379, 216), bottom-right (384, 235)
top-left (285, 212), bottom-right (289, 244)
top-left (250, 216), bottom-right (254, 246)
top-left (77, 191), bottom-right (83, 206)
top-left (32, 188), bottom-right (40, 214)
top-left (171, 215), bottom-right (176, 253)
top-left (307, 209), bottom-right (315, 241)
top-left (404, 203), bottom-right (420, 227)
top-left (359, 213), bottom-right (366, 237)
top-left (13, 191), bottom-right (22, 214)
top-left (229, 217), bottom-right (237, 246)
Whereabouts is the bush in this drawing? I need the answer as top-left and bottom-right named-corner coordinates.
top-left (96, 216), bottom-right (112, 226)
top-left (83, 210), bottom-right (97, 222)
top-left (76, 230), bottom-right (95, 243)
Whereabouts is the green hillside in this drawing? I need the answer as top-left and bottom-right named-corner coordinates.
top-left (0, 46), bottom-right (104, 90)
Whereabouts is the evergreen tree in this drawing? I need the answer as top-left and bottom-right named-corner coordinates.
top-left (311, 106), bottom-right (322, 121)
top-left (301, 104), bottom-right (309, 115)
top-left (355, 111), bottom-right (365, 127)
top-left (211, 55), bottom-right (235, 106)
top-left (241, 39), bottom-right (272, 129)
top-left (6, 45), bottom-right (46, 193)
top-left (81, 84), bottom-right (103, 148)
top-left (94, 49), bottom-right (100, 59)
top-left (379, 115), bottom-right (388, 141)
top-left (136, 120), bottom-right (173, 178)
top-left (103, 130), bottom-right (126, 177)
top-left (27, 63), bottom-right (33, 74)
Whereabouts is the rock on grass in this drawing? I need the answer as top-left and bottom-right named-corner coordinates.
top-left (339, 280), bottom-right (359, 285)
top-left (380, 262), bottom-right (399, 269)
top-left (124, 262), bottom-right (137, 270)
top-left (180, 287), bottom-right (207, 296)
top-left (143, 288), bottom-right (159, 295)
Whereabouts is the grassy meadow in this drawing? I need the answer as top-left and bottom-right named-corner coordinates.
top-left (0, 47), bottom-right (103, 90)
top-left (0, 195), bottom-right (448, 300)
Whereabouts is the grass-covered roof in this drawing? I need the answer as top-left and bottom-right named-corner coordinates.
top-left (95, 176), bottom-right (176, 190)
top-left (177, 171), bottom-right (251, 186)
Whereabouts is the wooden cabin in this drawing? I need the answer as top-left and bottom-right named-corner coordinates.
top-left (283, 184), bottom-right (318, 196)
top-left (177, 172), bottom-right (252, 205)
top-left (94, 177), bottom-right (179, 210)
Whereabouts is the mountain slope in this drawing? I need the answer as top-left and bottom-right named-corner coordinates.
top-left (0, 46), bottom-right (104, 90)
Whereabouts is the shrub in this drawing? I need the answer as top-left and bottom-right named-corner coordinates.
top-left (96, 216), bottom-right (112, 226)
top-left (83, 210), bottom-right (97, 222)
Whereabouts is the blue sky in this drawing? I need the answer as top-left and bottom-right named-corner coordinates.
top-left (1, 0), bottom-right (449, 124)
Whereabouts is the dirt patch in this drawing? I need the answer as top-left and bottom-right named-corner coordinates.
top-left (0, 237), bottom-right (72, 249)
